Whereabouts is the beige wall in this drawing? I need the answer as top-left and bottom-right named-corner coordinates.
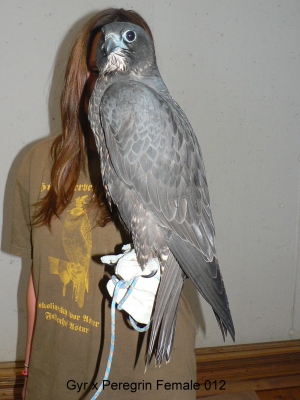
top-left (1, 0), bottom-right (299, 361)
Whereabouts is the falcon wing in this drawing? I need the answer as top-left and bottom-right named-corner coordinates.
top-left (100, 80), bottom-right (234, 341)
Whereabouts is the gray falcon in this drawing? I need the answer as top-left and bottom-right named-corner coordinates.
top-left (88, 22), bottom-right (235, 366)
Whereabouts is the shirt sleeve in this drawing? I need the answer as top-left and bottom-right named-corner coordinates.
top-left (10, 150), bottom-right (33, 259)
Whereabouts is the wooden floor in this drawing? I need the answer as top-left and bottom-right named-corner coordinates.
top-left (195, 340), bottom-right (300, 399)
top-left (257, 387), bottom-right (300, 400)
top-left (5, 384), bottom-right (300, 400)
top-left (198, 387), bottom-right (300, 399)
top-left (1, 340), bottom-right (300, 399)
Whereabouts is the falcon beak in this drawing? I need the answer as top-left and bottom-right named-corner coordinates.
top-left (104, 33), bottom-right (128, 56)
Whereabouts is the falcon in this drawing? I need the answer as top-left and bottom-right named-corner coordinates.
top-left (88, 22), bottom-right (235, 366)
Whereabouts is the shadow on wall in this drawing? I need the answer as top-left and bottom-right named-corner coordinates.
top-left (1, 10), bottom-right (206, 363)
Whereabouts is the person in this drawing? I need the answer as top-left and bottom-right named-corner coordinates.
top-left (10, 8), bottom-right (197, 400)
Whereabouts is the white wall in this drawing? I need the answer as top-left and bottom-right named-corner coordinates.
top-left (1, 0), bottom-right (299, 361)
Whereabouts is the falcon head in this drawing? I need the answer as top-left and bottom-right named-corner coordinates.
top-left (97, 22), bottom-right (156, 76)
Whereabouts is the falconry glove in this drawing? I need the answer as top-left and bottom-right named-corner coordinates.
top-left (102, 245), bottom-right (160, 325)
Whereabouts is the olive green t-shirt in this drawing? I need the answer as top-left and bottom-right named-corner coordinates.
top-left (10, 137), bottom-right (197, 399)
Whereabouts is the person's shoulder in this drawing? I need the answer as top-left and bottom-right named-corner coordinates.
top-left (26, 136), bottom-right (56, 160)
top-left (20, 136), bottom-right (57, 169)
top-left (16, 136), bottom-right (58, 185)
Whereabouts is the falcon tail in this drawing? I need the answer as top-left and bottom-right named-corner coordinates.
top-left (146, 251), bottom-right (185, 367)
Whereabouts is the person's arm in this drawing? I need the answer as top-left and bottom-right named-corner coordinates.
top-left (23, 266), bottom-right (36, 400)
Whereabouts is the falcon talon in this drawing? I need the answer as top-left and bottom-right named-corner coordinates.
top-left (141, 270), bottom-right (158, 279)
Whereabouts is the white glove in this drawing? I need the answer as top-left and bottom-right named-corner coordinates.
top-left (102, 245), bottom-right (160, 325)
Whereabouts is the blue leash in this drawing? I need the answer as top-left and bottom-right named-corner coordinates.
top-left (91, 275), bottom-right (150, 399)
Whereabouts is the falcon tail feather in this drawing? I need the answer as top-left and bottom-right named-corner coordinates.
top-left (146, 252), bottom-right (184, 367)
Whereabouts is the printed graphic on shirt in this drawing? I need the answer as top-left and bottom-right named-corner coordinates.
top-left (48, 195), bottom-right (92, 308)
top-left (41, 182), bottom-right (93, 193)
top-left (38, 301), bottom-right (100, 334)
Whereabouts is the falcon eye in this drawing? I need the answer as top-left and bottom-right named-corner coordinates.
top-left (124, 30), bottom-right (136, 42)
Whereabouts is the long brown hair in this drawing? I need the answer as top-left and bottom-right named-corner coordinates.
top-left (33, 8), bottom-right (153, 228)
